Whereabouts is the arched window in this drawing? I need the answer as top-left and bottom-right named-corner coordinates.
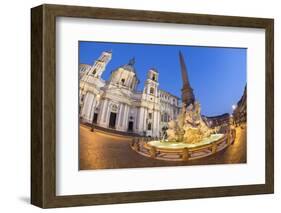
top-left (148, 123), bottom-right (152, 130)
top-left (150, 87), bottom-right (154, 95)
top-left (92, 69), bottom-right (96, 75)
top-left (152, 74), bottom-right (156, 81)
top-left (121, 78), bottom-right (125, 85)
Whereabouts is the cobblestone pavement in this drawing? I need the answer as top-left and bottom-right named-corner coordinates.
top-left (79, 124), bottom-right (246, 170)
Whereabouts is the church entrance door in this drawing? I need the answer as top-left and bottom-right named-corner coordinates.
top-left (128, 121), bottom-right (133, 132)
top-left (92, 113), bottom-right (98, 124)
top-left (109, 112), bottom-right (117, 129)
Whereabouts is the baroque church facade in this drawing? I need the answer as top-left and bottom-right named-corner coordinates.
top-left (79, 51), bottom-right (180, 137)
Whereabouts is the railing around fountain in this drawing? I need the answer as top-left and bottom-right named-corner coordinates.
top-left (131, 128), bottom-right (236, 161)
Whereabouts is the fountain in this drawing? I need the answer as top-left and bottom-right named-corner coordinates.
top-left (147, 101), bottom-right (224, 148)
top-left (133, 101), bottom-right (234, 161)
top-left (166, 102), bottom-right (214, 143)
top-left (131, 51), bottom-right (235, 161)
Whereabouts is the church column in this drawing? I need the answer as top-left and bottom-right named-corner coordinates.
top-left (116, 103), bottom-right (124, 130)
top-left (121, 104), bottom-right (125, 128)
top-left (89, 97), bottom-right (97, 123)
top-left (122, 104), bottom-right (129, 131)
top-left (135, 107), bottom-right (139, 131)
top-left (103, 100), bottom-right (110, 125)
top-left (143, 108), bottom-right (147, 133)
top-left (152, 110), bottom-right (157, 137)
top-left (99, 99), bottom-right (108, 127)
top-left (85, 93), bottom-right (95, 122)
top-left (80, 92), bottom-right (90, 118)
top-left (125, 105), bottom-right (129, 128)
top-left (138, 107), bottom-right (144, 133)
top-left (96, 99), bottom-right (104, 125)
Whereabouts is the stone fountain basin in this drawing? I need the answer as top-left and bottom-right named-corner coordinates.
top-left (148, 134), bottom-right (224, 149)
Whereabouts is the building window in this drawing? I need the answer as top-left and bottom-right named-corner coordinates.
top-left (150, 87), bottom-right (154, 95)
top-left (101, 55), bottom-right (107, 61)
top-left (92, 69), bottom-right (96, 75)
top-left (152, 74), bottom-right (156, 81)
top-left (164, 113), bottom-right (168, 122)
top-left (148, 123), bottom-right (152, 130)
top-left (148, 113), bottom-right (152, 119)
top-left (121, 78), bottom-right (125, 85)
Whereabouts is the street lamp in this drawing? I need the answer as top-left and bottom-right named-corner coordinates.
top-left (231, 104), bottom-right (237, 127)
top-left (91, 94), bottom-right (100, 132)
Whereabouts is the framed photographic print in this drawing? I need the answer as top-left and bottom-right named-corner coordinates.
top-left (31, 4), bottom-right (274, 208)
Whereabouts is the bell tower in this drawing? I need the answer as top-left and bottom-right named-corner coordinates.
top-left (179, 51), bottom-right (195, 106)
top-left (144, 68), bottom-right (159, 97)
top-left (88, 51), bottom-right (112, 78)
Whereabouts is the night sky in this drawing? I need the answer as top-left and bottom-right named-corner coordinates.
top-left (79, 41), bottom-right (246, 116)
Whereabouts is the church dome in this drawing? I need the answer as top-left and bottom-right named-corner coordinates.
top-left (120, 58), bottom-right (136, 73)
top-left (109, 58), bottom-right (139, 90)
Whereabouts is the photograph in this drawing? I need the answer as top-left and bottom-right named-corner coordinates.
top-left (78, 41), bottom-right (247, 170)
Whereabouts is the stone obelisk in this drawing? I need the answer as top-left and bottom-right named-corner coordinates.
top-left (179, 51), bottom-right (195, 106)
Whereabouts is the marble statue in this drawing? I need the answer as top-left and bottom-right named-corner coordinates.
top-left (166, 101), bottom-right (214, 144)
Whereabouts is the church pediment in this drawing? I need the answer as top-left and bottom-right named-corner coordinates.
top-left (104, 87), bottom-right (133, 103)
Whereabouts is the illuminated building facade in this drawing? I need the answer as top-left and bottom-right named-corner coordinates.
top-left (79, 51), bottom-right (180, 137)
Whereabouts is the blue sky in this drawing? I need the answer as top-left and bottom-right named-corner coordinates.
top-left (79, 41), bottom-right (246, 116)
